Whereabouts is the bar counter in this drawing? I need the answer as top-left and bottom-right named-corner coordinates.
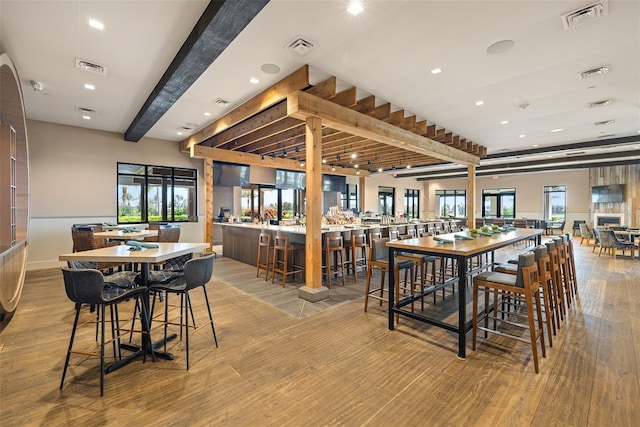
top-left (216, 222), bottom-right (390, 265)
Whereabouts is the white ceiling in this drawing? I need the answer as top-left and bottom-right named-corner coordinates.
top-left (2, 0), bottom-right (639, 176)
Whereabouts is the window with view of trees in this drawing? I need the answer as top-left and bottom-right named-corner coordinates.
top-left (544, 185), bottom-right (566, 222)
top-left (482, 188), bottom-right (515, 218)
top-left (117, 163), bottom-right (197, 223)
top-left (436, 189), bottom-right (466, 218)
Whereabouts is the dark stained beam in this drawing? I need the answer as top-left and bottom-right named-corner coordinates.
top-left (124, 0), bottom-right (270, 142)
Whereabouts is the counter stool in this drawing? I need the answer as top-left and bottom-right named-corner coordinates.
top-left (272, 235), bottom-right (305, 288)
top-left (564, 233), bottom-right (579, 300)
top-left (256, 233), bottom-right (272, 280)
top-left (545, 240), bottom-right (566, 323)
top-left (323, 234), bottom-right (346, 288)
top-left (345, 229), bottom-right (368, 282)
top-left (472, 251), bottom-right (546, 373)
top-left (397, 234), bottom-right (437, 308)
top-left (364, 237), bottom-right (415, 316)
top-left (552, 237), bottom-right (572, 308)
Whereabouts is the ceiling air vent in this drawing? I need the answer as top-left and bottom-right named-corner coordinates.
top-left (594, 119), bottom-right (615, 126)
top-left (589, 99), bottom-right (612, 108)
top-left (77, 107), bottom-right (95, 114)
top-left (212, 98), bottom-right (231, 107)
top-left (286, 36), bottom-right (315, 56)
top-left (578, 64), bottom-right (610, 79)
top-left (75, 58), bottom-right (108, 76)
top-left (566, 151), bottom-right (586, 156)
top-left (561, 1), bottom-right (608, 30)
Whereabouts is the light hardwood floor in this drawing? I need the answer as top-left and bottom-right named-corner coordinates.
top-left (1, 239), bottom-right (639, 426)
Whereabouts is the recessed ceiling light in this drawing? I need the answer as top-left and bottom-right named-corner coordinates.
top-left (406, 165), bottom-right (411, 169)
top-left (354, 164), bottom-right (359, 168)
top-left (347, 0), bottom-right (364, 16)
top-left (260, 63), bottom-right (281, 74)
top-left (82, 115), bottom-right (91, 120)
top-left (249, 77), bottom-right (260, 84)
top-left (351, 152), bottom-right (357, 159)
top-left (89, 19), bottom-right (104, 30)
top-left (533, 144), bottom-right (539, 147)
top-left (431, 68), bottom-right (442, 75)
top-left (331, 166), bottom-right (336, 171)
top-left (177, 131), bottom-right (183, 136)
top-left (84, 83), bottom-right (95, 90)
top-left (500, 120), bottom-right (509, 125)
top-left (475, 100), bottom-right (484, 106)
top-left (486, 39), bottom-right (515, 54)
top-left (204, 112), bottom-right (211, 116)
top-left (550, 128), bottom-right (564, 133)
top-left (378, 167), bottom-right (383, 172)
top-left (322, 158), bottom-right (327, 164)
top-left (519, 134), bottom-right (526, 138)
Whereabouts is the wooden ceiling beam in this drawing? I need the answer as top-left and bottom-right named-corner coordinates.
top-left (288, 91), bottom-right (480, 165)
top-left (372, 103), bottom-right (391, 120)
top-left (329, 87), bottom-right (357, 107)
top-left (191, 145), bottom-right (369, 177)
top-left (179, 64), bottom-right (309, 152)
top-left (352, 95), bottom-right (376, 114)
top-left (425, 124), bottom-right (436, 138)
top-left (306, 76), bottom-right (336, 98)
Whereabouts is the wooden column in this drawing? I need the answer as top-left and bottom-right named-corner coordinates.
top-left (205, 158), bottom-right (214, 250)
top-left (467, 165), bottom-right (476, 228)
top-left (299, 116), bottom-right (329, 302)
top-left (359, 176), bottom-right (365, 213)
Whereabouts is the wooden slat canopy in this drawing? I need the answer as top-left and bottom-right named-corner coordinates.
top-left (181, 65), bottom-right (486, 172)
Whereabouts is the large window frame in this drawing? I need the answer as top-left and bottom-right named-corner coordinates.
top-left (482, 188), bottom-right (516, 219)
top-left (543, 185), bottom-right (566, 222)
top-left (435, 189), bottom-right (466, 218)
top-left (117, 163), bottom-right (197, 224)
top-left (341, 184), bottom-right (359, 213)
top-left (378, 186), bottom-right (395, 216)
top-left (404, 189), bottom-right (420, 220)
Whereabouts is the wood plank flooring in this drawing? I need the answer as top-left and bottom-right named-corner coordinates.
top-left (1, 239), bottom-right (639, 426)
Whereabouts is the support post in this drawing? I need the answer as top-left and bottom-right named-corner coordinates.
top-left (467, 165), bottom-right (476, 229)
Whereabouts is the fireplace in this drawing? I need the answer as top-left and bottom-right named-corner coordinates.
top-left (594, 213), bottom-right (624, 226)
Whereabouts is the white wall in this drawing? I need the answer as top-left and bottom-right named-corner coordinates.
top-left (27, 120), bottom-right (205, 270)
top-left (425, 169), bottom-right (591, 225)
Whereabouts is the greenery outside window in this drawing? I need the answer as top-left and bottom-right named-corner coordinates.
top-left (543, 185), bottom-right (566, 222)
top-left (404, 189), bottom-right (420, 219)
top-left (482, 188), bottom-right (515, 218)
top-left (435, 189), bottom-right (466, 218)
top-left (378, 186), bottom-right (395, 215)
top-left (117, 163), bottom-right (197, 223)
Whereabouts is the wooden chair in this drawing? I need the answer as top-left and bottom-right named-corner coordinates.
top-left (271, 235), bottom-right (304, 287)
top-left (70, 226), bottom-right (127, 273)
top-left (323, 233), bottom-right (345, 288)
top-left (364, 237), bottom-right (414, 315)
top-left (256, 233), bottom-right (272, 280)
top-left (472, 251), bottom-right (546, 373)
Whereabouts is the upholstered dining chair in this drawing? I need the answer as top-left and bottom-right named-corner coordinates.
top-left (60, 267), bottom-right (151, 396)
top-left (149, 254), bottom-right (218, 370)
top-left (70, 226), bottom-right (128, 273)
top-left (578, 223), bottom-right (594, 246)
top-left (598, 229), bottom-right (635, 259)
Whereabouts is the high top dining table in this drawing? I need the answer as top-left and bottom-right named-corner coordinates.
top-left (94, 229), bottom-right (158, 240)
top-left (386, 228), bottom-right (543, 359)
top-left (59, 242), bottom-right (210, 371)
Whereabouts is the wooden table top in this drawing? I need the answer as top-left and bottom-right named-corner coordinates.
top-left (94, 229), bottom-right (158, 240)
top-left (59, 242), bottom-right (209, 263)
top-left (386, 228), bottom-right (543, 257)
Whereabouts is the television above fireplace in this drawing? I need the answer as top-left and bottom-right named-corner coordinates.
top-left (591, 184), bottom-right (625, 203)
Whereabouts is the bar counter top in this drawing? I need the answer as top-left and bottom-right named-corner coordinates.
top-left (215, 222), bottom-right (393, 234)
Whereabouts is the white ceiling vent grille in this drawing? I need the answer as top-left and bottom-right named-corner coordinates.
top-left (77, 107), bottom-right (95, 114)
top-left (212, 98), bottom-right (231, 107)
top-left (589, 99), bottom-right (613, 108)
top-left (578, 64), bottom-right (610, 79)
top-left (75, 58), bottom-right (108, 76)
top-left (286, 37), bottom-right (315, 56)
top-left (561, 1), bottom-right (608, 30)
top-left (594, 119), bottom-right (615, 126)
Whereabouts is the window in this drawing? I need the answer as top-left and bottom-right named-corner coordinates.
top-left (378, 186), bottom-right (395, 215)
top-left (435, 189), bottom-right (466, 218)
top-left (341, 184), bottom-right (359, 212)
top-left (117, 163), bottom-right (197, 223)
top-left (404, 189), bottom-right (420, 219)
top-left (482, 188), bottom-right (515, 218)
top-left (544, 185), bottom-right (566, 221)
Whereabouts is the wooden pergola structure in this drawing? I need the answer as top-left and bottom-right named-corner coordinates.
top-left (180, 65), bottom-right (485, 300)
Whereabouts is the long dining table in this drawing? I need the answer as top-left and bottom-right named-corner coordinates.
top-left (59, 242), bottom-right (210, 370)
top-left (386, 228), bottom-right (543, 359)
top-left (94, 229), bottom-right (158, 241)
